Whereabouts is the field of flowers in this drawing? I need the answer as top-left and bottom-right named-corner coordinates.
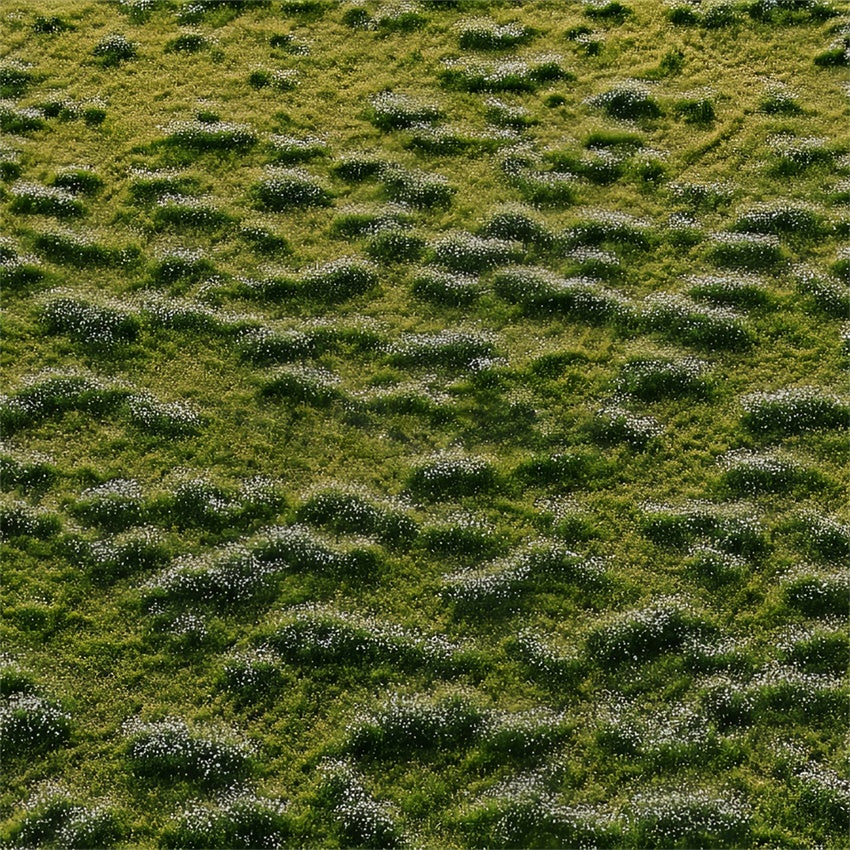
top-left (1, 0), bottom-right (848, 846)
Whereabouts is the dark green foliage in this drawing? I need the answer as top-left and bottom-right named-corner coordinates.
top-left (408, 457), bottom-right (497, 500)
top-left (616, 358), bottom-right (711, 401)
top-left (0, 695), bottom-right (70, 758)
top-left (720, 452), bottom-right (823, 496)
top-left (301, 259), bottom-right (378, 302)
top-left (161, 796), bottom-right (290, 849)
top-left (0, 63), bottom-right (33, 98)
top-left (0, 103), bottom-right (44, 133)
top-left (124, 719), bottom-right (253, 786)
top-left (34, 231), bottom-right (137, 267)
top-left (784, 573), bottom-right (849, 617)
top-left (164, 119), bottom-right (257, 153)
top-left (780, 632), bottom-right (849, 676)
top-left (515, 451), bottom-right (610, 490)
top-left (332, 155), bottom-right (387, 182)
top-left (260, 367), bottom-right (344, 407)
top-left (297, 488), bottom-right (418, 547)
top-left (150, 250), bottom-right (216, 286)
top-left (42, 297), bottom-right (140, 346)
top-left (0, 451), bottom-right (58, 493)
top-left (642, 295), bottom-right (754, 351)
top-left (252, 169), bottom-right (332, 210)
top-left (586, 602), bottom-right (714, 669)
top-left (365, 228), bottom-right (425, 264)
top-left (10, 184), bottom-right (86, 218)
top-left (92, 34), bottom-right (137, 66)
top-left (672, 97), bottom-right (715, 124)
top-left (128, 172), bottom-right (202, 205)
top-left (741, 388), bottom-right (850, 436)
top-left (585, 1), bottom-right (631, 21)
top-left (411, 268), bottom-right (480, 306)
top-left (588, 82), bottom-right (661, 120)
top-left (382, 166), bottom-right (456, 208)
top-left (0, 502), bottom-right (62, 540)
top-left (458, 22), bottom-right (536, 50)
top-left (479, 208), bottom-right (554, 247)
top-left (50, 168), bottom-right (104, 196)
top-left (239, 225), bottom-right (289, 255)
top-left (165, 32), bottom-right (209, 53)
top-left (33, 15), bottom-right (74, 33)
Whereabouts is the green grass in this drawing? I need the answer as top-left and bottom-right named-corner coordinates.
top-left (1, 0), bottom-right (849, 847)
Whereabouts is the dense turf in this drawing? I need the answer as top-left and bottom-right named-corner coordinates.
top-left (1, 0), bottom-right (849, 847)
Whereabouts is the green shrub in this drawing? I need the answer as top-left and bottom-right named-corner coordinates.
top-left (123, 717), bottom-right (254, 785)
top-left (260, 365), bottom-right (343, 407)
top-left (585, 0), bottom-right (631, 20)
top-left (616, 357), bottom-right (710, 401)
top-left (673, 96), bottom-right (716, 124)
top-left (589, 404), bottom-right (662, 448)
top-left (408, 455), bottom-right (497, 500)
top-left (126, 394), bottom-right (202, 436)
top-left (33, 15), bottom-right (74, 32)
top-left (419, 514), bottom-right (504, 559)
top-left (0, 501), bottom-right (62, 540)
top-left (387, 330), bottom-right (495, 369)
top-left (92, 33), bottom-right (137, 65)
top-left (411, 268), bottom-right (481, 306)
top-left (365, 228), bottom-right (425, 263)
top-left (367, 91), bottom-right (442, 131)
top-left (164, 119), bottom-right (257, 153)
top-left (128, 170), bottom-right (202, 205)
top-left (267, 133), bottom-right (327, 164)
top-left (740, 387), bottom-right (849, 435)
top-left (719, 450), bottom-right (821, 496)
top-left (252, 168), bottom-right (332, 210)
top-left (587, 81), bottom-right (661, 119)
top-left (688, 274), bottom-right (772, 308)
top-left (332, 154), bottom-right (388, 182)
top-left (431, 231), bottom-right (521, 272)
top-left (492, 266), bottom-right (630, 323)
top-left (50, 167), bottom-right (104, 195)
top-left (563, 210), bottom-right (652, 249)
top-left (248, 68), bottom-right (298, 91)
top-left (458, 21), bottom-right (535, 50)
top-left (0, 695), bottom-right (70, 758)
top-left (300, 258), bottom-right (378, 302)
top-left (71, 478), bottom-right (144, 531)
top-left (153, 195), bottom-right (232, 229)
top-left (642, 293), bottom-right (753, 350)
top-left (9, 182), bottom-right (86, 218)
top-left (440, 57), bottom-right (570, 93)
top-left (479, 207), bottom-right (554, 247)
top-left (585, 599), bottom-right (714, 669)
top-left (42, 296), bottom-right (140, 346)
top-left (162, 793), bottom-right (290, 849)
top-left (150, 248), bottom-right (216, 286)
top-left (769, 134), bottom-right (834, 175)
top-left (0, 101), bottom-right (44, 134)
top-left (382, 166), bottom-right (456, 208)
top-left (165, 31), bottom-right (210, 53)
top-left (783, 570), bottom-right (849, 617)
top-left (297, 487), bottom-right (417, 546)
top-left (320, 760), bottom-right (404, 849)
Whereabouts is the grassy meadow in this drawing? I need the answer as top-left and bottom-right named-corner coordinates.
top-left (1, 0), bottom-right (849, 846)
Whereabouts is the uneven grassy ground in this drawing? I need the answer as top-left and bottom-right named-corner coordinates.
top-left (1, 0), bottom-right (849, 847)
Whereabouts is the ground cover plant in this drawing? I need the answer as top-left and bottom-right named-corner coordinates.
top-left (1, 0), bottom-right (849, 847)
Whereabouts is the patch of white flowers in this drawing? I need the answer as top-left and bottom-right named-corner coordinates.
top-left (320, 759), bottom-right (403, 848)
top-left (123, 716), bottom-right (254, 782)
top-left (740, 386), bottom-right (850, 434)
top-left (443, 541), bottom-right (601, 604)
